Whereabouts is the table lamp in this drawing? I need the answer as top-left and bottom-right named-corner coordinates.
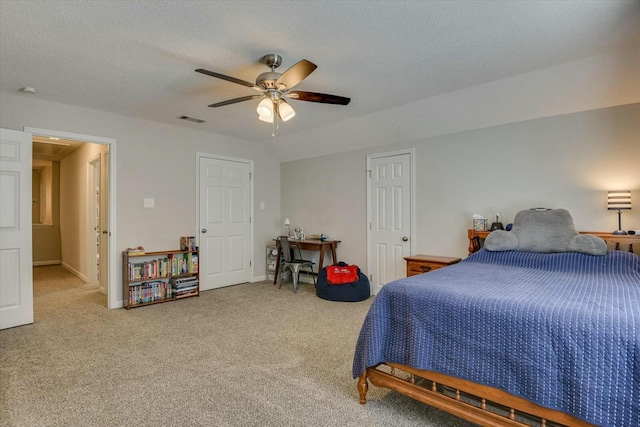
top-left (284, 218), bottom-right (291, 237)
top-left (607, 190), bottom-right (631, 235)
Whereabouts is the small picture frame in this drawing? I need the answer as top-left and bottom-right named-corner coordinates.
top-left (473, 219), bottom-right (488, 231)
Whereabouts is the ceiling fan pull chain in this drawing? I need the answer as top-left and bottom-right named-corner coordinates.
top-left (272, 102), bottom-right (277, 137)
top-left (272, 101), bottom-right (280, 137)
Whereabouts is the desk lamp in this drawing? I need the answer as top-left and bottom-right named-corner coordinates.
top-left (607, 190), bottom-right (631, 235)
top-left (284, 218), bottom-right (291, 237)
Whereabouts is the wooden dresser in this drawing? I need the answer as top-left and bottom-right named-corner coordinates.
top-left (404, 254), bottom-right (461, 277)
top-left (468, 229), bottom-right (639, 255)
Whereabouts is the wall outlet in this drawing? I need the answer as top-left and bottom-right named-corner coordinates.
top-left (143, 198), bottom-right (155, 208)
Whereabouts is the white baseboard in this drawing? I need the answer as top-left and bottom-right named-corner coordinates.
top-left (252, 275), bottom-right (267, 282)
top-left (61, 262), bottom-right (88, 282)
top-left (33, 260), bottom-right (61, 266)
top-left (79, 282), bottom-right (107, 296)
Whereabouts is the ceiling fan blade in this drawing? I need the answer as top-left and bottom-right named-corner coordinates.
top-left (208, 95), bottom-right (262, 108)
top-left (275, 60), bottom-right (317, 90)
top-left (287, 91), bottom-right (350, 105)
top-left (195, 68), bottom-right (259, 89)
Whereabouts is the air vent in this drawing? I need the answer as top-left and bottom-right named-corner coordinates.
top-left (179, 116), bottom-right (206, 124)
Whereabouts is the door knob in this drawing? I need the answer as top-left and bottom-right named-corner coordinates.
top-left (402, 236), bottom-right (409, 242)
top-left (201, 228), bottom-right (207, 233)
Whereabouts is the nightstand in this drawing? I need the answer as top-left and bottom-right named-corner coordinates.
top-left (404, 254), bottom-right (461, 277)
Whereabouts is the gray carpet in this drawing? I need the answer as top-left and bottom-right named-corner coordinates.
top-left (0, 265), bottom-right (474, 427)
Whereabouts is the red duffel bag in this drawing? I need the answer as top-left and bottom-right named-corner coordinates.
top-left (326, 264), bottom-right (359, 285)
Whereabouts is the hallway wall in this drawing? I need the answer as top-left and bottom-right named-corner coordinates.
top-left (59, 142), bottom-right (107, 281)
top-left (32, 161), bottom-right (61, 265)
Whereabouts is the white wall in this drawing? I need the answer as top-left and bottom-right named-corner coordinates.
top-left (270, 49), bottom-right (640, 162)
top-left (281, 103), bottom-right (640, 274)
top-left (0, 92), bottom-right (282, 307)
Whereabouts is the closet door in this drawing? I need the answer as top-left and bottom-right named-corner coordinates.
top-left (367, 151), bottom-right (412, 295)
top-left (198, 155), bottom-right (252, 290)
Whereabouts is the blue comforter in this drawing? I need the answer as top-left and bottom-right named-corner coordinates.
top-left (353, 250), bottom-right (640, 427)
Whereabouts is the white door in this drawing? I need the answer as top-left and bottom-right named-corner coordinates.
top-left (198, 156), bottom-right (252, 290)
top-left (367, 151), bottom-right (412, 295)
top-left (0, 128), bottom-right (33, 329)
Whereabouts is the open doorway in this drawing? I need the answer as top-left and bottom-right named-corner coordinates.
top-left (27, 127), bottom-right (117, 308)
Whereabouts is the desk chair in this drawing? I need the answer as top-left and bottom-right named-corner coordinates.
top-left (277, 236), bottom-right (316, 293)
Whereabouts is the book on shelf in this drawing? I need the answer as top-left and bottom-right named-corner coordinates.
top-left (169, 276), bottom-right (196, 283)
top-left (126, 246), bottom-right (145, 255)
top-left (169, 276), bottom-right (198, 293)
top-left (172, 284), bottom-right (198, 292)
top-left (127, 253), bottom-right (199, 281)
top-left (180, 236), bottom-right (196, 251)
top-left (172, 280), bottom-right (197, 286)
top-left (189, 252), bottom-right (198, 273)
top-left (171, 282), bottom-right (198, 290)
top-left (172, 280), bottom-right (198, 290)
top-left (172, 288), bottom-right (198, 298)
top-left (128, 280), bottom-right (168, 305)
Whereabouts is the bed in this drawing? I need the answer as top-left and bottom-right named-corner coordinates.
top-left (353, 212), bottom-right (640, 427)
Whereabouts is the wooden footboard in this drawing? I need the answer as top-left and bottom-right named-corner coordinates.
top-left (359, 363), bottom-right (595, 427)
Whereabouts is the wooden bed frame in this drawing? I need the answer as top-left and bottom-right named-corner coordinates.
top-left (358, 364), bottom-right (593, 427)
top-left (357, 231), bottom-right (639, 427)
top-left (468, 229), bottom-right (638, 255)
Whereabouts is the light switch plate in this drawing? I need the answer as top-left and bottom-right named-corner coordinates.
top-left (143, 198), bottom-right (155, 208)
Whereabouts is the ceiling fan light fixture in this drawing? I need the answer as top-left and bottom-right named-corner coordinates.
top-left (278, 101), bottom-right (296, 122)
top-left (196, 55), bottom-right (350, 134)
top-left (256, 98), bottom-right (273, 118)
top-left (258, 112), bottom-right (274, 123)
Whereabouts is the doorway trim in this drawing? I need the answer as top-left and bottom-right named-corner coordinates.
top-left (24, 127), bottom-right (118, 308)
top-left (87, 154), bottom-right (101, 287)
top-left (366, 148), bottom-right (416, 294)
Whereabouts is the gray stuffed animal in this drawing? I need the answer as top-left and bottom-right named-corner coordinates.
top-left (484, 208), bottom-right (606, 255)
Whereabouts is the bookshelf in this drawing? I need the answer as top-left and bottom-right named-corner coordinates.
top-left (123, 249), bottom-right (199, 309)
top-left (266, 245), bottom-right (278, 281)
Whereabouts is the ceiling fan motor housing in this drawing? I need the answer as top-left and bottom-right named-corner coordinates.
top-left (256, 71), bottom-right (281, 89)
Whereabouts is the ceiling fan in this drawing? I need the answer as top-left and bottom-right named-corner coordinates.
top-left (195, 54), bottom-right (350, 133)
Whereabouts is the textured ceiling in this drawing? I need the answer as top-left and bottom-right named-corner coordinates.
top-left (1, 1), bottom-right (639, 156)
